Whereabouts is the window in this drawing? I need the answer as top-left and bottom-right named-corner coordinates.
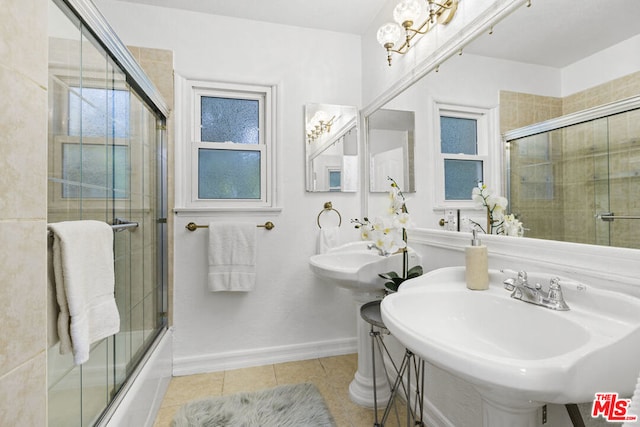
top-left (328, 169), bottom-right (342, 192)
top-left (55, 85), bottom-right (130, 201)
top-left (434, 103), bottom-right (495, 208)
top-left (181, 80), bottom-right (276, 209)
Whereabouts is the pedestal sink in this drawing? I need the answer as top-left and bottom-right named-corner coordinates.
top-left (381, 266), bottom-right (640, 427)
top-left (309, 241), bottom-right (421, 407)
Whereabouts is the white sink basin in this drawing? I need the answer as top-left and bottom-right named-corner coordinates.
top-left (309, 241), bottom-right (420, 291)
top-left (381, 266), bottom-right (640, 423)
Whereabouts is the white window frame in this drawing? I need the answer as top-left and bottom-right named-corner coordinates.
top-left (433, 102), bottom-right (498, 210)
top-left (178, 78), bottom-right (277, 211)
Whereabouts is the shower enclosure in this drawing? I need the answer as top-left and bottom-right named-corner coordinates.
top-left (505, 98), bottom-right (640, 249)
top-left (47, 0), bottom-right (168, 425)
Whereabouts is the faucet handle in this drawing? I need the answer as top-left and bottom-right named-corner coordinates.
top-left (547, 277), bottom-right (563, 301)
top-left (517, 271), bottom-right (528, 283)
top-left (501, 269), bottom-right (528, 291)
top-left (547, 277), bottom-right (570, 310)
top-left (503, 278), bottom-right (516, 291)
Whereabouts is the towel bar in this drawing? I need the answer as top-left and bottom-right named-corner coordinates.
top-left (317, 201), bottom-right (342, 228)
top-left (596, 212), bottom-right (640, 222)
top-left (112, 218), bottom-right (139, 232)
top-left (185, 221), bottom-right (275, 232)
top-left (48, 219), bottom-right (139, 235)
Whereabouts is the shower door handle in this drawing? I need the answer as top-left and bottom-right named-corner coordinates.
top-left (596, 212), bottom-right (640, 222)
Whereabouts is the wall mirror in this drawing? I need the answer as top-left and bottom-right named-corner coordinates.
top-left (368, 109), bottom-right (416, 193)
top-left (305, 103), bottom-right (358, 192)
top-left (364, 0), bottom-right (640, 248)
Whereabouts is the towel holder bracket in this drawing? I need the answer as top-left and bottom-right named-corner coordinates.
top-left (317, 202), bottom-right (342, 229)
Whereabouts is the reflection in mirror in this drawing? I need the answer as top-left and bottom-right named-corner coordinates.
top-left (368, 109), bottom-right (415, 192)
top-left (305, 103), bottom-right (358, 192)
top-left (506, 103), bottom-right (640, 249)
top-left (363, 0), bottom-right (640, 247)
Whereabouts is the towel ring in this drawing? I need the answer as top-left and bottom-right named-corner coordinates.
top-left (317, 202), bottom-right (342, 229)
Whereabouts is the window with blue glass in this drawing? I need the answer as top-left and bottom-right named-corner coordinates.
top-left (441, 116), bottom-right (483, 200)
top-left (435, 104), bottom-right (491, 206)
top-left (69, 87), bottom-right (130, 138)
top-left (187, 81), bottom-right (275, 208)
top-left (328, 170), bottom-right (342, 192)
top-left (63, 87), bottom-right (130, 199)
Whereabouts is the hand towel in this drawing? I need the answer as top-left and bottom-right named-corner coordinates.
top-left (208, 222), bottom-right (257, 292)
top-left (48, 220), bottom-right (120, 365)
top-left (317, 225), bottom-right (341, 254)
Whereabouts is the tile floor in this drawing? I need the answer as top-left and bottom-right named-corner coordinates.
top-left (153, 353), bottom-right (410, 427)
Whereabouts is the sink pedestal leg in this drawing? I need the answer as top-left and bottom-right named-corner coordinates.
top-left (348, 293), bottom-right (391, 408)
top-left (482, 395), bottom-right (540, 427)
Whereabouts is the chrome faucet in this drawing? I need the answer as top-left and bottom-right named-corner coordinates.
top-left (502, 270), bottom-right (570, 311)
top-left (367, 243), bottom-right (390, 257)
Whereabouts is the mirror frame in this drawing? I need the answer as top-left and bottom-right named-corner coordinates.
top-left (305, 103), bottom-right (359, 192)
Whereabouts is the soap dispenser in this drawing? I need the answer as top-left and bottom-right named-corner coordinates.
top-left (465, 229), bottom-right (489, 290)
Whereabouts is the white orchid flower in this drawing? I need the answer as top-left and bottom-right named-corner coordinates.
top-left (492, 207), bottom-right (505, 221)
top-left (371, 216), bottom-right (395, 234)
top-left (393, 212), bottom-right (413, 229)
top-left (373, 232), bottom-right (405, 255)
top-left (360, 227), bottom-right (372, 241)
top-left (389, 228), bottom-right (407, 249)
top-left (471, 186), bottom-right (486, 208)
top-left (387, 188), bottom-right (405, 214)
top-left (496, 196), bottom-right (508, 209)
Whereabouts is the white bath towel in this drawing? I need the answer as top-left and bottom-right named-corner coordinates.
top-left (48, 220), bottom-right (120, 365)
top-left (208, 222), bottom-right (257, 292)
top-left (317, 225), bottom-right (341, 254)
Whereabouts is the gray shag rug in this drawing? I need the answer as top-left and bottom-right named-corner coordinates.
top-left (171, 383), bottom-right (336, 427)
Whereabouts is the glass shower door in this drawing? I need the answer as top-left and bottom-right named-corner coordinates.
top-left (48, 1), bottom-right (167, 425)
top-left (598, 109), bottom-right (640, 248)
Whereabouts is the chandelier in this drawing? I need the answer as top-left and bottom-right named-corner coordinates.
top-left (306, 110), bottom-right (336, 143)
top-left (376, 0), bottom-right (459, 66)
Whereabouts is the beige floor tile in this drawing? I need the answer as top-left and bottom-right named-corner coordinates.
top-left (161, 371), bottom-right (224, 407)
top-left (154, 354), bottom-right (387, 427)
top-left (222, 364), bottom-right (277, 395)
top-left (153, 404), bottom-right (181, 427)
top-left (274, 358), bottom-right (326, 384)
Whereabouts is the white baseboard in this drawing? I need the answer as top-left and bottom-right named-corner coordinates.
top-left (173, 337), bottom-right (357, 376)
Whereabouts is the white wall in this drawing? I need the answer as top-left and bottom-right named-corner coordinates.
top-left (562, 34), bottom-right (640, 97)
top-left (96, 0), bottom-right (363, 374)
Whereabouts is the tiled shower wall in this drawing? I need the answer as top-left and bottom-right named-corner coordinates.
top-left (0, 0), bottom-right (48, 425)
top-left (501, 71), bottom-right (640, 247)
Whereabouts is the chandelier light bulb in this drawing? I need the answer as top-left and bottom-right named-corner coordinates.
top-left (378, 0), bottom-right (458, 66)
top-left (393, 0), bottom-right (424, 27)
top-left (377, 22), bottom-right (402, 48)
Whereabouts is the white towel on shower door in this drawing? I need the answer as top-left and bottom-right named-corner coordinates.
top-left (208, 222), bottom-right (257, 292)
top-left (48, 220), bottom-right (120, 365)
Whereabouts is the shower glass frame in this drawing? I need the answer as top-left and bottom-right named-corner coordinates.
top-left (47, 0), bottom-right (169, 425)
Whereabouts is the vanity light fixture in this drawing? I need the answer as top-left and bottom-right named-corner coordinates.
top-left (377, 0), bottom-right (459, 66)
top-left (306, 110), bottom-right (336, 143)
